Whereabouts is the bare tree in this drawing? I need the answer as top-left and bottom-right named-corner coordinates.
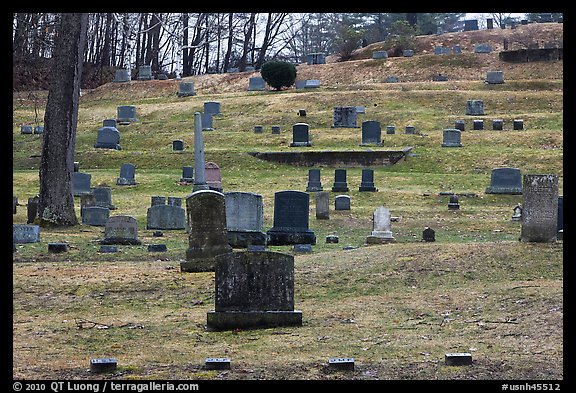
top-left (38, 13), bottom-right (88, 227)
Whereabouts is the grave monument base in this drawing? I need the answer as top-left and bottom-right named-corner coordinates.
top-left (290, 142), bottom-right (312, 147)
top-left (206, 310), bottom-right (302, 331)
top-left (365, 233), bottom-right (395, 244)
top-left (180, 257), bottom-right (218, 272)
top-left (266, 229), bottom-right (316, 246)
top-left (227, 230), bottom-right (267, 248)
top-left (99, 237), bottom-right (142, 245)
top-left (485, 186), bottom-right (522, 194)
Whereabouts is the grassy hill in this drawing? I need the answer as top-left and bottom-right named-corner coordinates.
top-left (12, 22), bottom-right (563, 381)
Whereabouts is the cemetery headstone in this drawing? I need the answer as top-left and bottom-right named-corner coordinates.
top-left (466, 100), bottom-right (484, 115)
top-left (90, 358), bottom-right (117, 373)
top-left (205, 358), bottom-right (231, 370)
top-left (448, 194), bottom-right (460, 210)
top-left (116, 163), bottom-right (136, 185)
top-left (485, 168), bottom-right (523, 194)
top-left (520, 174), bottom-right (559, 242)
top-left (248, 76), bottom-right (266, 91)
top-left (306, 52), bottom-right (326, 65)
top-left (72, 172), bottom-right (92, 196)
top-left (511, 204), bottom-right (522, 221)
top-left (441, 129), bottom-right (463, 147)
top-left (177, 82), bottom-right (195, 97)
top-left (138, 65), bottom-right (152, 80)
top-left (433, 74), bottom-right (448, 82)
top-left (304, 80), bottom-right (320, 88)
top-left (335, 195), bottom-right (351, 211)
top-left (151, 196), bottom-right (167, 206)
top-left (386, 125), bottom-right (396, 134)
top-left (93, 186), bottom-right (116, 209)
top-left (180, 166), bottom-right (194, 184)
top-left (148, 244), bottom-right (167, 252)
top-left (485, 71), bottom-right (504, 84)
top-left (359, 168), bottom-right (377, 192)
top-left (13, 224), bottom-right (40, 244)
top-left (422, 227), bottom-right (436, 242)
top-left (94, 126), bottom-right (121, 150)
top-left (403, 49), bottom-right (414, 57)
top-left (331, 169), bottom-right (349, 192)
top-left (146, 198), bottom-right (186, 230)
top-left (294, 80), bottom-right (306, 89)
top-left (225, 191), bottom-right (266, 248)
top-left (254, 125), bottom-right (263, 134)
top-left (487, 18), bottom-right (494, 29)
top-left (205, 162), bottom-right (223, 192)
top-left (360, 120), bottom-right (382, 146)
top-left (455, 120), bottom-right (465, 131)
top-left (372, 50), bottom-right (388, 59)
top-left (385, 76), bottom-right (399, 83)
top-left (204, 101), bottom-right (221, 116)
top-left (81, 206), bottom-right (110, 226)
top-left (34, 125), bottom-right (44, 134)
top-left (405, 125), bottom-right (416, 134)
top-left (315, 191), bottom-right (330, 220)
top-left (206, 250), bottom-right (303, 330)
top-left (492, 119), bottom-right (504, 130)
top-left (474, 43), bottom-right (492, 53)
top-left (20, 125), bottom-right (33, 134)
top-left (453, 45), bottom-right (462, 54)
top-left (26, 195), bottom-right (39, 224)
top-left (290, 123), bottom-right (312, 147)
top-left (464, 19), bottom-right (479, 31)
top-left (48, 242), bottom-right (69, 253)
top-left (513, 119), bottom-right (524, 130)
top-left (306, 169), bottom-right (323, 192)
top-left (445, 353), bottom-right (473, 366)
top-left (473, 119), bottom-right (484, 130)
top-left (182, 190), bottom-right (232, 272)
top-left (201, 112), bottom-right (214, 131)
top-left (266, 190), bottom-right (316, 246)
top-left (328, 358), bottom-right (355, 371)
top-left (116, 105), bottom-right (138, 125)
top-left (326, 235), bottom-right (339, 244)
top-left (332, 106), bottom-right (358, 128)
top-left (103, 119), bottom-right (117, 128)
top-left (100, 215), bottom-right (142, 245)
top-left (271, 125), bottom-right (281, 134)
top-left (172, 139), bottom-right (184, 151)
top-left (113, 69), bottom-right (130, 83)
top-left (366, 206), bottom-right (395, 244)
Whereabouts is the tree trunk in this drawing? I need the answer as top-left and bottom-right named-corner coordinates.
top-left (38, 13), bottom-right (88, 227)
top-left (223, 13), bottom-right (234, 72)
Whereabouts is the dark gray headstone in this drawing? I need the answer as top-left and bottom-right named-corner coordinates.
top-left (90, 358), bottom-right (118, 373)
top-left (448, 195), bottom-right (460, 210)
top-left (385, 76), bottom-right (399, 83)
top-left (492, 119), bottom-right (504, 130)
top-left (512, 204), bottom-right (522, 222)
top-left (521, 174), bottom-right (559, 242)
top-left (82, 206), bottom-right (110, 226)
top-left (372, 50), bottom-right (388, 59)
top-left (13, 224), bottom-right (40, 243)
top-left (454, 120), bottom-right (465, 131)
top-left (473, 119), bottom-right (484, 130)
top-left (306, 169), bottom-right (323, 192)
top-left (487, 18), bottom-right (494, 29)
top-left (167, 196), bottom-right (182, 207)
top-left (201, 112), bottom-right (214, 131)
top-left (386, 125), bottom-right (396, 134)
top-left (359, 168), bottom-right (377, 192)
top-left (116, 163), bottom-right (136, 185)
top-left (94, 126), bottom-right (121, 150)
top-left (331, 169), bottom-right (349, 192)
top-left (146, 204), bottom-right (186, 230)
top-left (474, 43), bottom-right (492, 53)
top-left (151, 196), bottom-right (167, 206)
top-left (328, 358), bottom-right (355, 371)
top-left (172, 139), bottom-right (184, 151)
top-left (103, 119), bottom-right (117, 128)
top-left (182, 190), bottom-right (232, 272)
top-left (441, 129), bottom-right (463, 147)
top-left (148, 244), bottom-right (167, 252)
top-left (180, 166), bottom-right (194, 184)
top-left (485, 71), bottom-right (504, 84)
top-left (27, 195), bottom-right (39, 224)
top-left (72, 172), bottom-right (92, 196)
top-left (403, 49), bottom-right (414, 57)
top-left (20, 125), bottom-right (33, 134)
top-left (315, 191), bottom-right (330, 220)
top-left (93, 186), bottom-right (116, 209)
top-left (433, 74), bottom-right (448, 82)
top-left (254, 125), bottom-right (263, 134)
top-left (206, 250), bottom-right (302, 330)
top-left (266, 190), bottom-right (316, 245)
top-left (332, 106), bottom-right (358, 128)
top-left (205, 358), bottom-right (231, 370)
top-left (225, 192), bottom-right (266, 248)
top-left (445, 353), bottom-right (472, 366)
top-left (290, 123), bottom-right (312, 147)
top-left (360, 120), bottom-right (382, 146)
top-left (204, 101), bottom-right (221, 116)
top-left (326, 235), bottom-right (339, 243)
top-left (295, 80), bottom-right (306, 89)
top-left (464, 19), bottom-right (479, 31)
top-left (422, 227), bottom-right (435, 242)
top-left (113, 69), bottom-right (130, 83)
top-left (116, 105), bottom-right (138, 124)
top-left (271, 125), bottom-right (281, 134)
top-left (177, 82), bottom-right (195, 97)
top-left (248, 76), bottom-right (266, 91)
top-left (466, 100), bottom-right (484, 116)
top-left (405, 125), bottom-right (416, 134)
top-left (34, 125), bottom-right (44, 134)
top-left (99, 245), bottom-right (118, 253)
top-left (513, 119), bottom-right (524, 130)
top-left (100, 215), bottom-right (142, 245)
top-left (485, 168), bottom-right (523, 194)
top-left (304, 80), bottom-right (320, 88)
top-left (334, 195), bottom-right (351, 211)
top-left (48, 242), bottom-right (69, 253)
top-left (306, 52), bottom-right (326, 65)
top-left (138, 65), bottom-right (152, 80)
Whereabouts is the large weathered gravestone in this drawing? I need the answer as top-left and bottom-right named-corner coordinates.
top-left (315, 191), bottom-right (330, 220)
top-left (360, 120), bottom-right (382, 146)
top-left (92, 186), bottom-right (116, 210)
top-left (113, 68), bottom-right (131, 83)
top-left (290, 123), bottom-right (312, 147)
top-left (306, 52), bottom-right (326, 65)
top-left (332, 107), bottom-right (358, 128)
top-left (359, 169), bottom-right (377, 192)
top-left (520, 174), bottom-right (559, 242)
top-left (334, 195), bottom-right (351, 211)
top-left (474, 43), bottom-right (492, 53)
top-left (205, 162), bottom-right (223, 192)
top-left (204, 101), bottom-right (221, 116)
top-left (116, 163), bottom-right (136, 185)
top-left (116, 105), bottom-right (138, 125)
top-left (485, 168), bottom-right (523, 194)
top-left (372, 50), bottom-right (388, 59)
top-left (182, 190), bottom-right (232, 272)
top-left (94, 125), bottom-right (121, 150)
top-left (331, 169), bottom-right (349, 192)
top-left (466, 100), bottom-right (484, 116)
top-left (464, 19), bottom-right (479, 31)
top-left (100, 215), bottom-right (142, 245)
top-left (266, 191), bottom-right (316, 245)
top-left (177, 82), bottom-right (195, 97)
top-left (485, 71), bottom-right (504, 84)
top-left (146, 197), bottom-right (186, 230)
top-left (225, 191), bottom-right (266, 248)
top-left (13, 224), bottom-right (40, 243)
top-left (248, 76), bottom-right (266, 91)
top-left (138, 65), bottom-right (153, 80)
top-left (366, 206), bottom-right (395, 244)
top-left (72, 172), bottom-right (92, 196)
top-left (306, 169), bottom-right (323, 192)
top-left (206, 250), bottom-right (302, 330)
top-left (441, 129), bottom-right (463, 147)
top-left (81, 206), bottom-right (110, 226)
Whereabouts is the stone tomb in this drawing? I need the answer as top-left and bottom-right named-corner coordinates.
top-left (360, 120), bottom-right (382, 146)
top-left (306, 169), bottom-right (323, 192)
top-left (366, 206), bottom-right (395, 244)
top-left (206, 250), bottom-right (303, 330)
top-left (266, 190), bottom-right (316, 246)
top-left (225, 191), bottom-right (267, 248)
top-left (441, 129), bottom-right (463, 147)
top-left (13, 224), bottom-right (40, 243)
top-left (116, 105), bottom-right (138, 125)
top-left (331, 169), bottom-right (349, 192)
top-left (359, 169), bottom-right (377, 192)
top-left (94, 123), bottom-right (121, 150)
top-left (315, 191), bottom-right (330, 220)
top-left (485, 168), bottom-right (523, 194)
top-left (146, 196), bottom-right (186, 230)
top-left (306, 52), bottom-right (326, 65)
top-left (332, 106), bottom-right (358, 128)
top-left (290, 123), bottom-right (312, 147)
top-left (182, 190), bottom-right (232, 272)
top-left (116, 163), bottom-right (137, 185)
top-left (100, 215), bottom-right (142, 245)
top-left (520, 174), bottom-right (559, 243)
top-left (72, 172), bottom-right (92, 196)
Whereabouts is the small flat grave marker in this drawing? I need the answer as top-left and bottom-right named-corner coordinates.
top-left (445, 353), bottom-right (472, 366)
top-left (48, 242), bottom-right (69, 253)
top-left (328, 357), bottom-right (355, 371)
top-left (205, 358), bottom-right (231, 370)
top-left (90, 358), bottom-right (118, 373)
